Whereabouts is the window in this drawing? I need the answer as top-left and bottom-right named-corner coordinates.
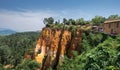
top-left (111, 29), bottom-right (113, 34)
top-left (117, 22), bottom-right (119, 28)
top-left (109, 23), bottom-right (111, 28)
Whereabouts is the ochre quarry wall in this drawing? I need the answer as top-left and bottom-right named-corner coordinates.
top-left (34, 27), bottom-right (82, 69)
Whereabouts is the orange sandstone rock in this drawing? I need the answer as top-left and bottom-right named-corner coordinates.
top-left (34, 27), bottom-right (82, 69)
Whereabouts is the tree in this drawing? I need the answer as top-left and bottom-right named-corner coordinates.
top-left (63, 18), bottom-right (68, 25)
top-left (76, 18), bottom-right (86, 25)
top-left (16, 59), bottom-right (41, 70)
top-left (68, 19), bottom-right (75, 25)
top-left (108, 14), bottom-right (120, 19)
top-left (91, 16), bottom-right (106, 25)
top-left (48, 17), bottom-right (54, 24)
top-left (0, 45), bottom-right (11, 65)
top-left (43, 17), bottom-right (54, 27)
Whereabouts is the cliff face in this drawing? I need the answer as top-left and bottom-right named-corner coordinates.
top-left (35, 27), bottom-right (82, 69)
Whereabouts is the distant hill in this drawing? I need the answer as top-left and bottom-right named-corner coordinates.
top-left (0, 28), bottom-right (16, 35)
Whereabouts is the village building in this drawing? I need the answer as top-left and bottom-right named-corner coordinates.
top-left (98, 19), bottom-right (120, 35)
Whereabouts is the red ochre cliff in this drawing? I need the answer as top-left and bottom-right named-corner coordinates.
top-left (34, 27), bottom-right (82, 69)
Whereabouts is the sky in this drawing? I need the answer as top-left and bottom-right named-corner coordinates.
top-left (0, 0), bottom-right (120, 32)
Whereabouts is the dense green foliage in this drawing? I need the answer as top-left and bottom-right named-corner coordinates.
top-left (58, 32), bottom-right (120, 70)
top-left (0, 32), bottom-right (40, 69)
top-left (108, 14), bottom-right (120, 19)
top-left (91, 16), bottom-right (106, 25)
top-left (15, 59), bottom-right (41, 70)
top-left (44, 14), bottom-right (120, 28)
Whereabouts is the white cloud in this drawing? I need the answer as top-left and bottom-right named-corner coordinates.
top-left (1, 9), bottom-right (116, 32)
top-left (0, 9), bottom-right (58, 32)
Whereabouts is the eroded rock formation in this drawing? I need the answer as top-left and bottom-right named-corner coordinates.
top-left (35, 27), bottom-right (82, 69)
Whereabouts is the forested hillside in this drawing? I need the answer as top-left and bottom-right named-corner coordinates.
top-left (0, 31), bottom-right (120, 70)
top-left (0, 32), bottom-right (41, 69)
top-left (58, 32), bottom-right (120, 70)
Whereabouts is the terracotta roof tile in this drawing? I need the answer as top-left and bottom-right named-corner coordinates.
top-left (104, 19), bottom-right (120, 23)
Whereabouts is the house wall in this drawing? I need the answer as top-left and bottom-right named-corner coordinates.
top-left (103, 21), bottom-right (120, 35)
top-left (115, 21), bottom-right (120, 34)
